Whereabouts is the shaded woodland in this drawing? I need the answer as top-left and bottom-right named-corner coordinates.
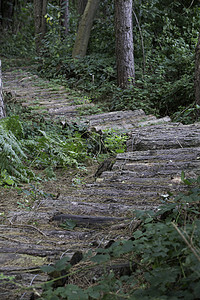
top-left (0, 1), bottom-right (200, 299)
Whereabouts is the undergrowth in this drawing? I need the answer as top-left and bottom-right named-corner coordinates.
top-left (0, 111), bottom-right (128, 185)
top-left (0, 117), bottom-right (33, 183)
top-left (34, 174), bottom-right (200, 300)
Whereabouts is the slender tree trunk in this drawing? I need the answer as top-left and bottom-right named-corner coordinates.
top-left (0, 0), bottom-right (15, 29)
top-left (0, 60), bottom-right (6, 119)
top-left (33, 0), bottom-right (47, 54)
top-left (72, 0), bottom-right (99, 59)
top-left (77, 0), bottom-right (88, 15)
top-left (60, 0), bottom-right (69, 35)
top-left (115, 0), bottom-right (135, 88)
top-left (195, 32), bottom-right (200, 106)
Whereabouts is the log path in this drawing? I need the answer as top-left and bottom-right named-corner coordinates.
top-left (1, 68), bottom-right (200, 299)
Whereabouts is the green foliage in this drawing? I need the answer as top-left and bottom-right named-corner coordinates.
top-left (60, 219), bottom-right (77, 230)
top-left (172, 104), bottom-right (200, 124)
top-left (131, 0), bottom-right (200, 119)
top-left (24, 130), bottom-right (88, 169)
top-left (0, 170), bottom-right (15, 186)
top-left (0, 105), bottom-right (129, 184)
top-left (0, 115), bottom-right (24, 138)
top-left (88, 0), bottom-right (115, 55)
top-left (103, 129), bottom-right (128, 154)
top-left (38, 175), bottom-right (200, 299)
top-left (38, 53), bottom-right (116, 99)
top-left (40, 256), bottom-right (70, 274)
top-left (1, 0), bottom-right (200, 122)
top-left (0, 2), bottom-right (35, 57)
top-left (0, 113), bottom-right (100, 183)
top-left (34, 0), bottom-right (200, 122)
top-left (0, 125), bottom-right (32, 183)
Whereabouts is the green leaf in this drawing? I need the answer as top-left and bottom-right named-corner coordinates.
top-left (87, 287), bottom-right (101, 299)
top-left (120, 240), bottom-right (134, 254)
top-left (181, 170), bottom-right (185, 182)
top-left (60, 219), bottom-right (76, 230)
top-left (56, 284), bottom-right (88, 300)
top-left (40, 265), bottom-right (55, 273)
top-left (54, 256), bottom-right (70, 271)
top-left (90, 254), bottom-right (110, 263)
top-left (133, 230), bottom-right (143, 239)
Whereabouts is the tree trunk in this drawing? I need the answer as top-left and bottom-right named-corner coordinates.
top-left (195, 32), bottom-right (200, 106)
top-left (77, 0), bottom-right (88, 15)
top-left (72, 0), bottom-right (99, 59)
top-left (0, 0), bottom-right (15, 29)
top-left (60, 0), bottom-right (69, 35)
top-left (33, 0), bottom-right (47, 54)
top-left (115, 0), bottom-right (135, 88)
top-left (0, 60), bottom-right (6, 119)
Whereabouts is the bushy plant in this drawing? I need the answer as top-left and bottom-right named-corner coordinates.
top-left (103, 129), bottom-right (128, 154)
top-left (24, 130), bottom-right (88, 169)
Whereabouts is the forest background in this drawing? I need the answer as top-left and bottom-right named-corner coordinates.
top-left (0, 1), bottom-right (200, 299)
top-left (0, 0), bottom-right (200, 123)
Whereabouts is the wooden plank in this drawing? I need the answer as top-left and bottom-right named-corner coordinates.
top-left (51, 214), bottom-right (124, 227)
top-left (127, 123), bottom-right (200, 151)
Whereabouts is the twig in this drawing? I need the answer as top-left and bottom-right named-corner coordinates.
top-left (172, 222), bottom-right (200, 262)
top-left (0, 235), bottom-right (22, 243)
top-left (20, 274), bottom-right (40, 300)
top-left (16, 224), bottom-right (47, 237)
top-left (175, 138), bottom-right (183, 148)
top-left (187, 0), bottom-right (195, 9)
top-left (1, 223), bottom-right (47, 237)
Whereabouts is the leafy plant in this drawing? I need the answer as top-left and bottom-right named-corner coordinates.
top-left (0, 115), bottom-right (24, 138)
top-left (0, 125), bottom-right (33, 183)
top-left (60, 219), bottom-right (77, 230)
top-left (0, 170), bottom-right (15, 186)
top-left (103, 129), bottom-right (128, 154)
top-left (24, 130), bottom-right (88, 169)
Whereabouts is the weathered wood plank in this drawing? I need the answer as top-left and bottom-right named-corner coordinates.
top-left (127, 123), bottom-right (200, 151)
top-left (79, 110), bottom-right (171, 132)
top-left (50, 214), bottom-right (124, 227)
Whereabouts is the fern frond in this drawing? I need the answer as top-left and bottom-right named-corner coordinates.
top-left (0, 126), bottom-right (32, 182)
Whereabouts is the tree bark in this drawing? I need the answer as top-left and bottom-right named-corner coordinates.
top-left (0, 60), bottom-right (6, 119)
top-left (72, 0), bottom-right (99, 59)
top-left (0, 0), bottom-right (15, 29)
top-left (60, 0), bottom-right (69, 35)
top-left (77, 0), bottom-right (88, 15)
top-left (33, 0), bottom-right (47, 54)
top-left (195, 32), bottom-right (200, 106)
top-left (115, 0), bottom-right (135, 88)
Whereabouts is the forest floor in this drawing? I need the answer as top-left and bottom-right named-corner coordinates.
top-left (0, 64), bottom-right (200, 299)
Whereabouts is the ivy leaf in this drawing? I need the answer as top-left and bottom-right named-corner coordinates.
top-left (54, 256), bottom-right (70, 271)
top-left (87, 287), bottom-right (101, 299)
top-left (56, 284), bottom-right (88, 300)
top-left (133, 230), bottom-right (143, 239)
top-left (40, 265), bottom-right (55, 273)
top-left (90, 254), bottom-right (110, 263)
top-left (119, 240), bottom-right (134, 254)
